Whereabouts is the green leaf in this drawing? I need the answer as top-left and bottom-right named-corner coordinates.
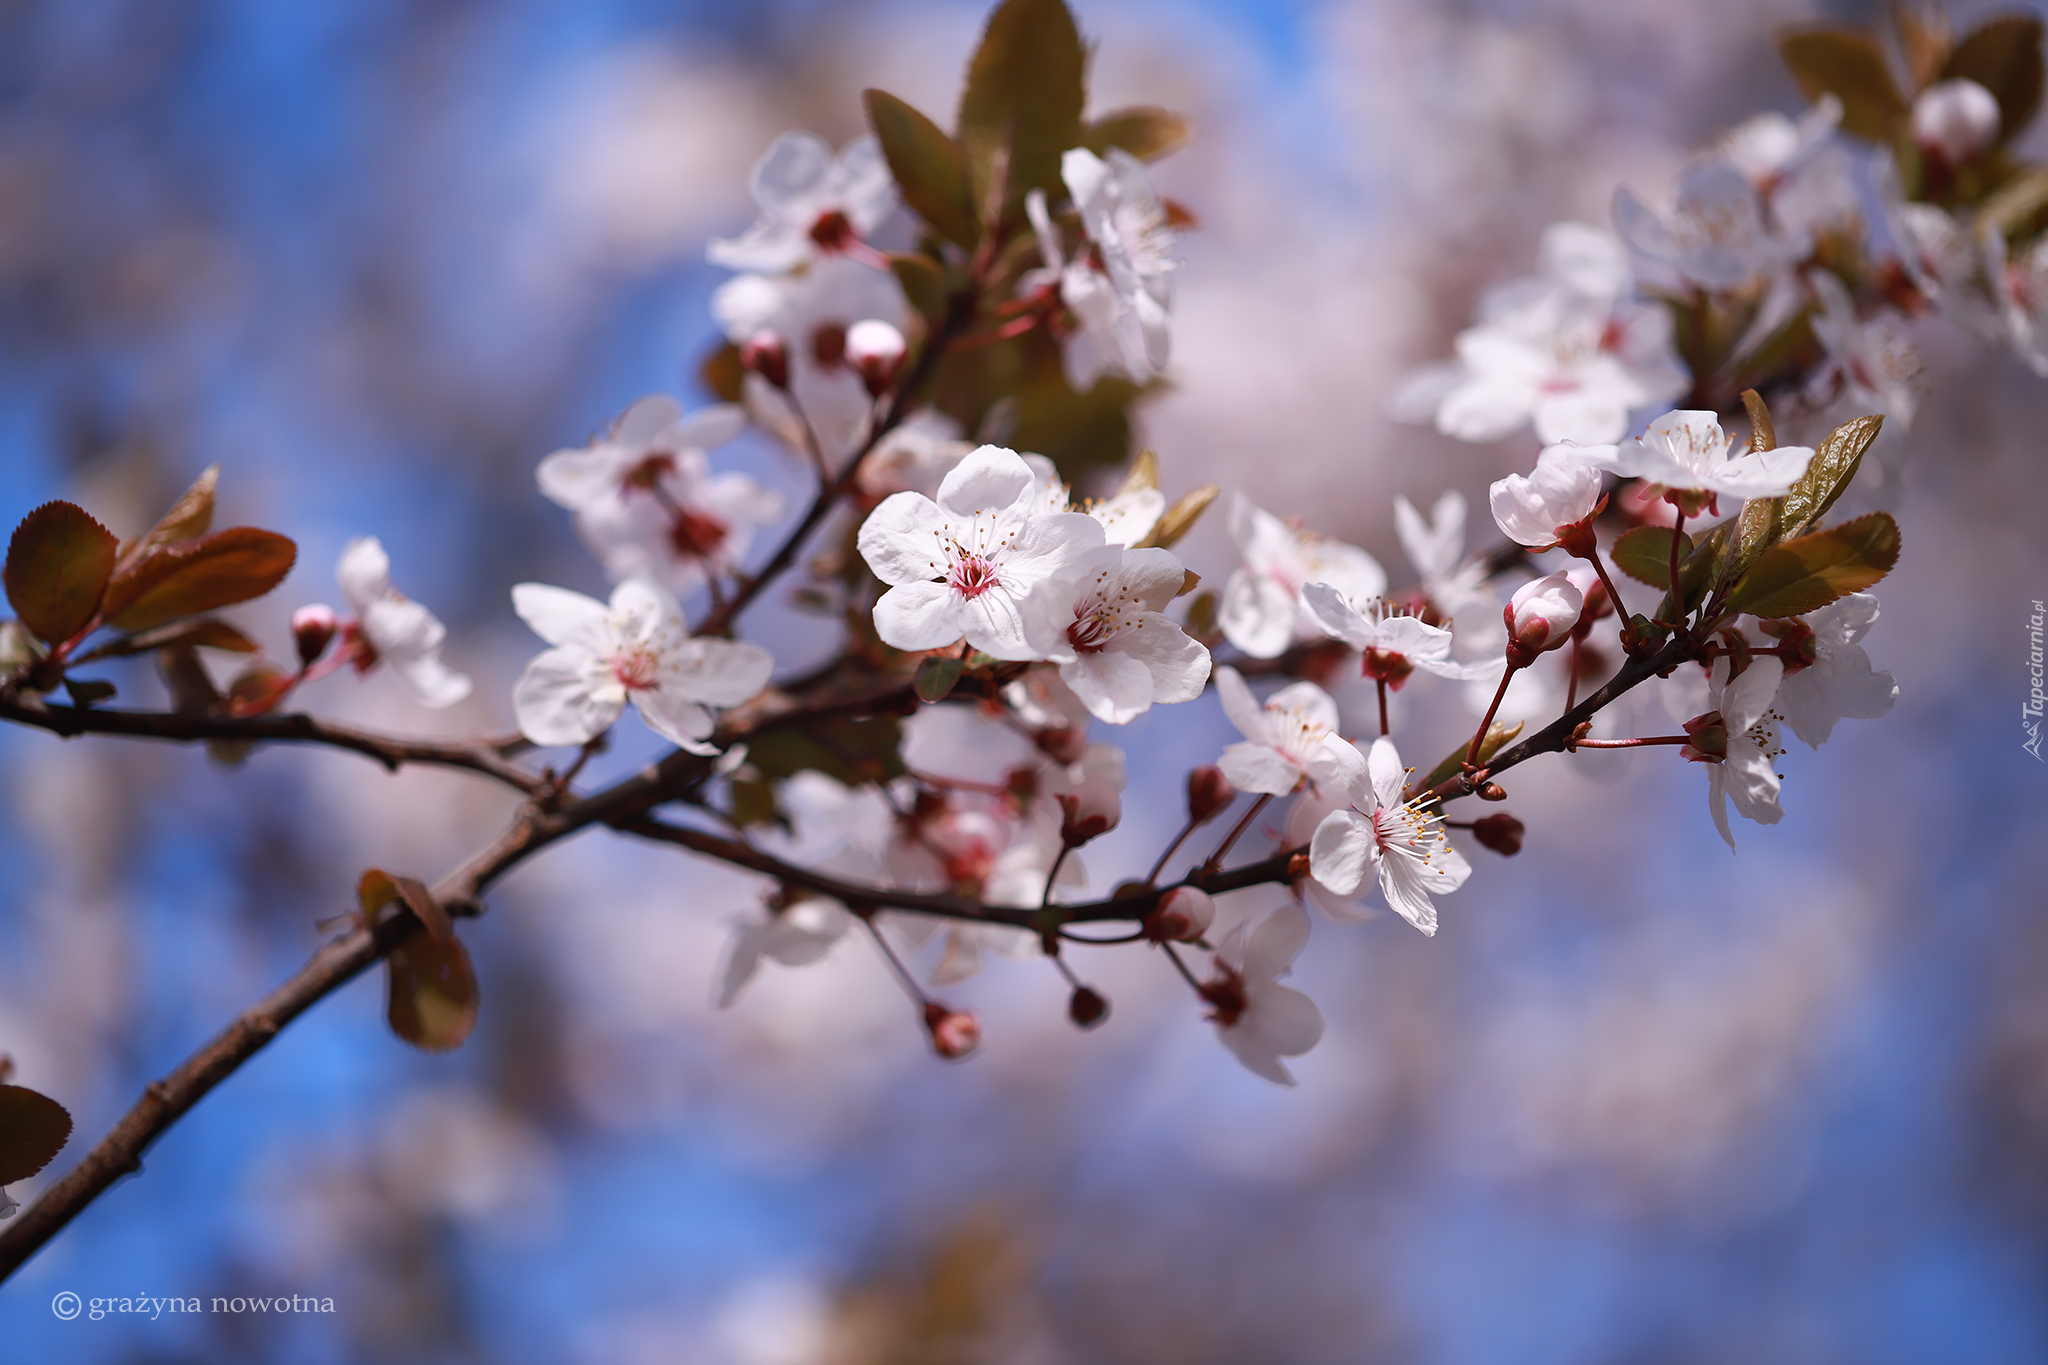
top-left (747, 715), bottom-right (906, 786)
top-left (1725, 493), bottom-right (1782, 588)
top-left (74, 617), bottom-right (260, 662)
top-left (865, 90), bottom-right (980, 247)
top-left (115, 466), bottom-right (217, 576)
top-left (888, 251), bottom-right (948, 332)
top-left (700, 340), bottom-right (744, 404)
top-left (1612, 525), bottom-right (1693, 587)
top-left (1135, 482), bottom-right (1218, 551)
top-left (956, 0), bottom-right (1086, 231)
top-left (1780, 27), bottom-right (1909, 141)
top-left (914, 652), bottom-right (965, 702)
top-left (1083, 106), bottom-right (1189, 161)
top-left (1740, 387), bottom-right (1776, 452)
top-left (386, 933), bottom-right (479, 1053)
top-left (1410, 721), bottom-right (1523, 802)
top-left (1944, 14), bottom-right (2044, 145)
top-left (727, 774), bottom-right (785, 830)
top-left (1013, 376), bottom-right (1145, 480)
top-left (4, 501), bottom-right (118, 645)
top-left (101, 526), bottom-right (297, 633)
top-left (0, 1083), bottom-right (72, 1184)
top-left (1725, 512), bottom-right (1901, 619)
top-left (1778, 413), bottom-right (1882, 537)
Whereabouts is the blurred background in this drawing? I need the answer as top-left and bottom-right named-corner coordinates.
top-left (3, 0), bottom-right (2048, 1360)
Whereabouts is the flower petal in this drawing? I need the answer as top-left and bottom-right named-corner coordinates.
top-left (513, 646), bottom-right (619, 746)
top-left (512, 583), bottom-right (613, 653)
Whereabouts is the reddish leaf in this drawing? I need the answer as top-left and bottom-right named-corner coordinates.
top-left (114, 465), bottom-right (218, 576)
top-left (386, 934), bottom-right (479, 1053)
top-left (226, 663), bottom-right (294, 717)
top-left (5, 501), bottom-right (118, 645)
top-left (0, 1083), bottom-right (73, 1184)
top-left (865, 89), bottom-right (979, 247)
top-left (1725, 512), bottom-right (1901, 619)
top-left (1083, 106), bottom-right (1190, 161)
top-left (101, 527), bottom-right (296, 633)
top-left (74, 617), bottom-right (260, 662)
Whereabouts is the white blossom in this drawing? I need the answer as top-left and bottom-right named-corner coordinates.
top-left (537, 394), bottom-right (779, 593)
top-left (1505, 571), bottom-right (1584, 657)
top-left (716, 896), bottom-right (853, 1008)
top-left (1912, 79), bottom-right (2001, 165)
top-left (1213, 666), bottom-right (1346, 795)
top-left (1021, 453), bottom-right (1164, 545)
top-left (1021, 545), bottom-right (1211, 723)
top-left (1588, 410), bottom-right (1815, 516)
top-left (1488, 441), bottom-right (1611, 549)
top-left (336, 537), bottom-right (472, 708)
top-left (857, 411), bottom-right (973, 500)
top-left (1307, 735), bottom-right (1471, 936)
top-left (1991, 228), bottom-right (2048, 376)
top-left (708, 132), bottom-right (895, 273)
top-left (857, 445), bottom-right (1105, 659)
top-left (1219, 493), bottom-right (1386, 659)
top-left (1024, 148), bottom-right (1177, 387)
top-left (1394, 490), bottom-right (1503, 658)
top-left (1614, 161), bottom-right (1802, 292)
top-left (1299, 583), bottom-right (1491, 685)
top-left (1395, 223), bottom-right (1686, 445)
top-left (1689, 654), bottom-right (1787, 848)
top-left (1806, 270), bottom-right (1922, 426)
top-left (1205, 904), bottom-right (1324, 1086)
top-left (510, 578), bottom-right (772, 752)
top-left (1768, 593), bottom-right (1898, 747)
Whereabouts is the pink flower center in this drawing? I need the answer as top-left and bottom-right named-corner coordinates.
top-left (808, 209), bottom-right (856, 251)
top-left (949, 552), bottom-right (1001, 600)
top-left (1067, 608), bottom-right (1116, 654)
top-left (620, 452), bottom-right (678, 492)
top-left (611, 646), bottom-right (660, 693)
top-left (668, 509), bottom-right (729, 561)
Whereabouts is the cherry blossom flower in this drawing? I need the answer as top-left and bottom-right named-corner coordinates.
top-left (509, 578), bottom-right (773, 752)
top-left (1201, 903), bottom-right (1325, 1085)
top-left (857, 445), bottom-right (1105, 659)
top-left (1489, 442), bottom-right (1611, 550)
top-left (1394, 490), bottom-right (1502, 658)
top-left (1713, 96), bottom-right (1841, 194)
top-left (1889, 200), bottom-right (1998, 335)
top-left (1990, 228), bottom-right (2048, 377)
top-left (1395, 223), bottom-right (1686, 445)
top-left (1213, 666), bottom-right (1346, 795)
top-left (1614, 161), bottom-right (1801, 292)
top-left (1307, 735), bottom-right (1471, 936)
top-left (1023, 148), bottom-right (1177, 386)
top-left (1912, 79), bottom-right (2001, 166)
top-left (716, 896), bottom-right (852, 1008)
top-left (1042, 741), bottom-right (1127, 843)
top-left (1762, 593), bottom-right (1898, 747)
top-left (707, 132), bottom-right (895, 273)
top-left (1219, 493), bottom-right (1386, 659)
top-left (1021, 545), bottom-right (1211, 723)
top-left (537, 394), bottom-right (779, 594)
top-left (336, 537), bottom-right (472, 708)
top-left (1022, 453), bottom-right (1163, 546)
top-left (857, 411), bottom-right (972, 501)
top-left (1299, 583), bottom-right (1491, 687)
top-left (1683, 654), bottom-right (1787, 848)
top-left (1148, 885), bottom-right (1215, 942)
top-left (712, 256), bottom-right (910, 458)
top-left (1806, 270), bottom-right (1922, 426)
top-left (1587, 410), bottom-right (1815, 517)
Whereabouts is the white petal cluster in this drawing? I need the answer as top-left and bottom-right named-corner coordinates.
top-left (1698, 655), bottom-right (1787, 849)
top-left (1307, 735), bottom-right (1471, 936)
top-left (1021, 544), bottom-right (1211, 724)
top-left (1213, 666), bottom-right (1346, 795)
top-left (707, 132), bottom-right (896, 274)
top-left (857, 445), bottom-right (1106, 660)
top-left (1300, 584), bottom-right (1491, 684)
top-left (537, 394), bottom-right (780, 593)
top-left (1025, 148), bottom-right (1178, 387)
top-left (510, 578), bottom-right (773, 753)
top-left (1394, 491), bottom-right (1503, 658)
top-left (1394, 223), bottom-right (1686, 445)
top-left (1773, 593), bottom-right (1897, 748)
top-left (336, 538), bottom-right (472, 708)
top-left (1588, 410), bottom-right (1814, 514)
top-left (1207, 904), bottom-right (1324, 1086)
top-left (1220, 493), bottom-right (1386, 659)
top-left (1488, 442), bottom-right (1609, 549)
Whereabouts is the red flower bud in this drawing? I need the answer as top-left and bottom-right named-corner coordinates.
top-left (1185, 765), bottom-right (1233, 825)
top-left (290, 604), bottom-right (338, 668)
top-left (740, 330), bottom-right (789, 388)
top-left (1068, 986), bottom-right (1109, 1030)
top-left (1469, 813), bottom-right (1524, 856)
top-left (846, 319), bottom-right (907, 397)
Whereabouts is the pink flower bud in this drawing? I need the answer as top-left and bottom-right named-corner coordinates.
top-left (1504, 572), bottom-right (1584, 665)
top-left (1068, 985), bottom-right (1109, 1030)
top-left (1146, 885), bottom-right (1215, 943)
top-left (923, 1002), bottom-right (981, 1059)
top-left (741, 330), bottom-right (789, 388)
top-left (1057, 793), bottom-right (1113, 847)
top-left (290, 604), bottom-right (339, 667)
top-left (846, 319), bottom-right (907, 396)
top-left (1912, 79), bottom-right (2001, 165)
top-left (1035, 725), bottom-right (1087, 765)
top-left (1185, 765), bottom-right (1233, 825)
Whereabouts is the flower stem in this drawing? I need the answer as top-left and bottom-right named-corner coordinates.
top-left (1466, 664), bottom-right (1518, 768)
top-left (1571, 734), bottom-right (1694, 749)
top-left (1664, 508), bottom-right (1688, 628)
top-left (860, 915), bottom-right (930, 1009)
top-left (1144, 814), bottom-right (1200, 888)
top-left (1376, 677), bottom-right (1390, 737)
top-left (1203, 791), bottom-right (1273, 872)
